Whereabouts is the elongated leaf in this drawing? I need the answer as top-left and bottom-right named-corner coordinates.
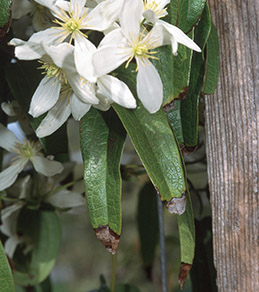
top-left (180, 3), bottom-right (211, 146)
top-left (80, 108), bottom-right (126, 254)
top-left (173, 0), bottom-right (207, 33)
top-left (113, 66), bottom-right (186, 209)
top-left (0, 239), bottom-right (15, 292)
top-left (153, 35), bottom-right (193, 106)
top-left (14, 209), bottom-right (61, 286)
top-left (137, 181), bottom-right (159, 276)
top-left (203, 23), bottom-right (220, 94)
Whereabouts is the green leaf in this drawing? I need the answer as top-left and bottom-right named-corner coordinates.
top-left (0, 0), bottom-right (11, 27)
top-left (80, 108), bottom-right (126, 253)
top-left (113, 66), bottom-right (186, 205)
top-left (153, 35), bottom-right (193, 106)
top-left (166, 100), bottom-right (184, 145)
top-left (203, 23), bottom-right (220, 94)
top-left (14, 209), bottom-right (61, 286)
top-left (190, 217), bottom-right (218, 292)
top-left (137, 182), bottom-right (159, 270)
top-left (0, 239), bottom-right (15, 292)
top-left (173, 0), bottom-right (207, 32)
top-left (177, 188), bottom-right (195, 264)
top-left (180, 3), bottom-right (211, 146)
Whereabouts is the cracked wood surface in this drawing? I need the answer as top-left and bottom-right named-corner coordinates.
top-left (205, 0), bottom-right (259, 291)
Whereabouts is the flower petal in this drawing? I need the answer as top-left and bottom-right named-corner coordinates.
top-left (92, 45), bottom-right (130, 77)
top-left (98, 28), bottom-right (127, 48)
top-left (12, 0), bottom-right (34, 19)
top-left (120, 0), bottom-right (143, 40)
top-left (70, 94), bottom-right (91, 120)
top-left (97, 75), bottom-right (136, 108)
top-left (0, 161), bottom-right (27, 191)
top-left (35, 95), bottom-right (71, 138)
top-left (0, 124), bottom-right (20, 151)
top-left (137, 60), bottom-right (163, 113)
top-left (31, 156), bottom-right (64, 176)
top-left (5, 236), bottom-right (23, 259)
top-left (46, 189), bottom-right (85, 208)
top-left (43, 43), bottom-right (77, 73)
top-left (29, 76), bottom-right (61, 118)
top-left (74, 34), bottom-right (97, 82)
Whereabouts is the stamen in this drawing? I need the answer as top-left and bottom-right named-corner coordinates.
top-left (144, 0), bottom-right (167, 18)
top-left (38, 60), bottom-right (67, 84)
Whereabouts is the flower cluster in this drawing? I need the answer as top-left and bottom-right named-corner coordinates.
top-left (10, 0), bottom-right (201, 138)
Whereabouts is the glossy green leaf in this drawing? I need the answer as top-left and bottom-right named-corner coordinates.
top-left (180, 3), bottom-right (211, 146)
top-left (113, 66), bottom-right (185, 203)
top-left (177, 188), bottom-right (195, 264)
top-left (190, 217), bottom-right (217, 292)
top-left (14, 209), bottom-right (61, 286)
top-left (166, 100), bottom-right (184, 145)
top-left (0, 239), bottom-right (15, 292)
top-left (137, 182), bottom-right (159, 270)
top-left (153, 36), bottom-right (193, 106)
top-left (203, 23), bottom-right (220, 94)
top-left (0, 0), bottom-right (11, 27)
top-left (173, 0), bottom-right (207, 33)
top-left (80, 108), bottom-right (126, 253)
top-left (4, 60), bottom-right (69, 159)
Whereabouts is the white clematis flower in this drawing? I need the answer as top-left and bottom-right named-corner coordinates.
top-left (143, 0), bottom-right (201, 55)
top-left (0, 124), bottom-right (64, 191)
top-left (93, 0), bottom-right (165, 113)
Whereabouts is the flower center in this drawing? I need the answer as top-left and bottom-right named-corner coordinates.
top-left (65, 18), bottom-right (80, 33)
top-left (38, 61), bottom-right (67, 83)
top-left (12, 140), bottom-right (42, 163)
top-left (125, 31), bottom-right (159, 70)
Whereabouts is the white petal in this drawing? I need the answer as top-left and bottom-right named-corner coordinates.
top-left (94, 91), bottom-right (112, 111)
top-left (98, 28), bottom-right (127, 48)
top-left (29, 76), bottom-right (61, 118)
top-left (0, 161), bottom-right (27, 191)
top-left (70, 94), bottom-right (91, 120)
top-left (1, 102), bottom-right (16, 116)
top-left (12, 0), bottom-right (33, 19)
top-left (67, 75), bottom-right (99, 104)
top-left (43, 43), bottom-right (77, 73)
top-left (46, 190), bottom-right (85, 208)
top-left (4, 236), bottom-right (23, 259)
top-left (143, 9), bottom-right (156, 25)
top-left (74, 35), bottom-right (97, 82)
top-left (35, 95), bottom-right (71, 138)
top-left (120, 0), bottom-right (143, 40)
top-left (1, 204), bottom-right (23, 221)
top-left (31, 156), bottom-right (64, 176)
top-left (71, 0), bottom-right (87, 12)
top-left (137, 60), bottom-right (163, 113)
top-left (159, 20), bottom-right (201, 52)
top-left (0, 207), bottom-right (21, 236)
top-left (92, 45), bottom-right (130, 77)
top-left (0, 124), bottom-right (20, 151)
top-left (97, 75), bottom-right (136, 108)
top-left (35, 0), bottom-right (57, 10)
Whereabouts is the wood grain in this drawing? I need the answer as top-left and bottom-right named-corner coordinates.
top-left (205, 0), bottom-right (259, 291)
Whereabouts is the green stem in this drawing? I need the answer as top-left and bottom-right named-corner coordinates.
top-left (111, 253), bottom-right (117, 292)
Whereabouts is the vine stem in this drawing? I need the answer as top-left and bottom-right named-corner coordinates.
top-left (111, 253), bottom-right (117, 292)
top-left (157, 194), bottom-right (168, 292)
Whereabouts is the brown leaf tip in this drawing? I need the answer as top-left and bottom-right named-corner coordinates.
top-left (164, 192), bottom-right (186, 215)
top-left (94, 225), bottom-right (120, 255)
top-left (178, 262), bottom-right (192, 290)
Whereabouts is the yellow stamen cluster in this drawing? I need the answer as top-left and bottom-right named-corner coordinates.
top-left (53, 3), bottom-right (89, 43)
top-left (144, 0), bottom-right (167, 19)
top-left (38, 60), bottom-right (67, 84)
top-left (12, 140), bottom-right (42, 164)
top-left (126, 31), bottom-right (159, 71)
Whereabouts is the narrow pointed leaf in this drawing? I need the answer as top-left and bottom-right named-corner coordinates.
top-left (0, 239), bottom-right (15, 292)
top-left (137, 182), bottom-right (159, 276)
top-left (13, 209), bottom-right (61, 286)
top-left (180, 3), bottom-right (211, 146)
top-left (171, 0), bottom-right (207, 33)
top-left (113, 66), bottom-right (186, 208)
top-left (203, 23), bottom-right (220, 94)
top-left (80, 108), bottom-right (126, 254)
